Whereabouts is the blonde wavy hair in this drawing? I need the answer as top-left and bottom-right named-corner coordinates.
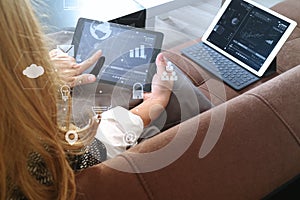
top-left (0, 0), bottom-right (97, 199)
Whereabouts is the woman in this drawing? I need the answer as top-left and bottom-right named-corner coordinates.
top-left (0, 0), bottom-right (173, 199)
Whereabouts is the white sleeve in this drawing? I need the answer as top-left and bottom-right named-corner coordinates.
top-left (95, 106), bottom-right (144, 159)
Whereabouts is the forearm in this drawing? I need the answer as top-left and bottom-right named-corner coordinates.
top-left (130, 55), bottom-right (173, 127)
top-left (130, 95), bottom-right (171, 127)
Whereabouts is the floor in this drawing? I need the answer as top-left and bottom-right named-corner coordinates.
top-left (154, 0), bottom-right (284, 49)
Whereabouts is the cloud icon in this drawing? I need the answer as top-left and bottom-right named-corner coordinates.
top-left (23, 64), bottom-right (45, 79)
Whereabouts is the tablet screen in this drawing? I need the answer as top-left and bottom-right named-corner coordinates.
top-left (72, 18), bottom-right (164, 91)
top-left (201, 0), bottom-right (297, 77)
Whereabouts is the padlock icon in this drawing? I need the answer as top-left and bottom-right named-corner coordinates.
top-left (132, 83), bottom-right (144, 100)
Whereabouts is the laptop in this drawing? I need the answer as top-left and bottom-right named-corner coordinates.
top-left (181, 0), bottom-right (297, 90)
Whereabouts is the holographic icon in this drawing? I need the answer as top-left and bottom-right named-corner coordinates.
top-left (92, 105), bottom-right (112, 115)
top-left (60, 85), bottom-right (71, 101)
top-left (166, 61), bottom-right (174, 72)
top-left (65, 130), bottom-right (78, 145)
top-left (90, 21), bottom-right (112, 40)
top-left (132, 83), bottom-right (144, 99)
top-left (63, 0), bottom-right (79, 10)
top-left (57, 44), bottom-right (74, 57)
top-left (123, 132), bottom-right (137, 146)
top-left (129, 45), bottom-right (147, 59)
top-left (161, 71), bottom-right (169, 81)
top-left (161, 61), bottom-right (178, 81)
top-left (170, 71), bottom-right (178, 81)
top-left (23, 64), bottom-right (45, 79)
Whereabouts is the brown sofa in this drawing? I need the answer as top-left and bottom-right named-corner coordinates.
top-left (75, 0), bottom-right (300, 199)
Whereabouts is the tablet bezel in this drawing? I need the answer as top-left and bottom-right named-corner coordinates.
top-left (201, 0), bottom-right (297, 77)
top-left (71, 17), bottom-right (164, 91)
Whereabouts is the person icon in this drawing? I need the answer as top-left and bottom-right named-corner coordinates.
top-left (161, 71), bottom-right (170, 81)
top-left (161, 61), bottom-right (178, 81)
top-left (170, 71), bottom-right (178, 81)
top-left (166, 61), bottom-right (174, 72)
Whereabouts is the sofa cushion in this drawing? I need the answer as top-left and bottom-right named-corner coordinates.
top-left (75, 63), bottom-right (300, 199)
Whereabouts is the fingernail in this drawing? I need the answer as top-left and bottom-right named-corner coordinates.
top-left (88, 74), bottom-right (96, 81)
top-left (163, 56), bottom-right (170, 62)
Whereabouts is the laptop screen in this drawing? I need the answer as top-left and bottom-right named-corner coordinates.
top-left (202, 0), bottom-right (297, 77)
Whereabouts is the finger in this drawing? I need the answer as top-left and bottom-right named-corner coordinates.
top-left (153, 72), bottom-right (173, 91)
top-left (51, 59), bottom-right (77, 69)
top-left (49, 49), bottom-right (59, 58)
top-left (52, 63), bottom-right (78, 74)
top-left (152, 74), bottom-right (170, 89)
top-left (56, 68), bottom-right (81, 78)
top-left (50, 49), bottom-right (73, 59)
top-left (73, 74), bottom-right (97, 86)
top-left (78, 50), bottom-right (103, 73)
top-left (155, 53), bottom-right (168, 75)
top-left (51, 57), bottom-right (78, 73)
top-left (51, 54), bottom-right (76, 62)
top-left (57, 75), bottom-right (76, 86)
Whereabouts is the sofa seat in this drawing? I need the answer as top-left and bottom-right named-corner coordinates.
top-left (76, 61), bottom-right (300, 200)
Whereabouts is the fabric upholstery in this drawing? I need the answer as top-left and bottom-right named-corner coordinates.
top-left (76, 64), bottom-right (300, 200)
top-left (67, 0), bottom-right (300, 199)
top-left (271, 0), bottom-right (300, 72)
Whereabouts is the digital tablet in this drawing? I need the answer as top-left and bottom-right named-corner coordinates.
top-left (201, 0), bottom-right (297, 77)
top-left (72, 18), bottom-right (164, 91)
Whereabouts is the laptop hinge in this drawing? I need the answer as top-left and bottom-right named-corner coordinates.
top-left (263, 57), bottom-right (277, 77)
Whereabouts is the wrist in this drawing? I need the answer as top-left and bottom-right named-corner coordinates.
top-left (130, 92), bottom-right (171, 127)
top-left (147, 92), bottom-right (171, 108)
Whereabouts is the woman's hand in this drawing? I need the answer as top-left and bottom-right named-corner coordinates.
top-left (49, 49), bottom-right (102, 87)
top-left (144, 53), bottom-right (174, 107)
top-left (131, 53), bottom-right (174, 126)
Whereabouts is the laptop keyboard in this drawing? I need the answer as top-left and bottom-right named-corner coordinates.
top-left (181, 42), bottom-right (259, 90)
